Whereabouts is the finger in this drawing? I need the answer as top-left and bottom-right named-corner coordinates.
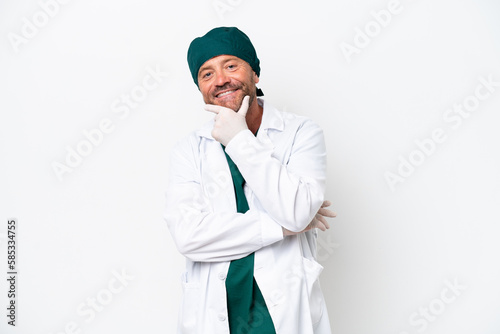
top-left (313, 218), bottom-right (327, 231)
top-left (316, 214), bottom-right (330, 229)
top-left (204, 104), bottom-right (223, 114)
top-left (318, 207), bottom-right (337, 218)
top-left (321, 200), bottom-right (332, 208)
top-left (317, 223), bottom-right (327, 232)
top-left (238, 96), bottom-right (250, 116)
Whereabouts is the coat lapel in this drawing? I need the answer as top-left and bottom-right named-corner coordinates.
top-left (197, 121), bottom-right (237, 212)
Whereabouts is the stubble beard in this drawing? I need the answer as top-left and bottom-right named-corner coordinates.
top-left (208, 79), bottom-right (256, 112)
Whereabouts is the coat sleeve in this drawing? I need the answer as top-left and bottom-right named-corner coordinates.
top-left (224, 118), bottom-right (327, 232)
top-left (164, 134), bottom-right (284, 263)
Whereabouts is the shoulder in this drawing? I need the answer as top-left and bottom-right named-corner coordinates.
top-left (171, 119), bottom-right (213, 152)
top-left (286, 111), bottom-right (322, 133)
top-left (261, 99), bottom-right (323, 136)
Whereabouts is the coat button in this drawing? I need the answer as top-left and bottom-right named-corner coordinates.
top-left (218, 272), bottom-right (226, 280)
top-left (218, 313), bottom-right (226, 322)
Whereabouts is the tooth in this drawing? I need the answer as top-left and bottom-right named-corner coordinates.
top-left (218, 90), bottom-right (234, 97)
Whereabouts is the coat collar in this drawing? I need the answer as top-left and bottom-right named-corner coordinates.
top-left (196, 98), bottom-right (285, 140)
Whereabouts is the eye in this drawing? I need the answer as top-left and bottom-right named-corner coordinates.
top-left (227, 64), bottom-right (237, 70)
top-left (201, 71), bottom-right (212, 79)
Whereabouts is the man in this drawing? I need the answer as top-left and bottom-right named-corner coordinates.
top-left (165, 27), bottom-right (335, 334)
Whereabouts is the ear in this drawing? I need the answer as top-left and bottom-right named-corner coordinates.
top-left (253, 71), bottom-right (259, 84)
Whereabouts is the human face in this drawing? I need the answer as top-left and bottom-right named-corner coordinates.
top-left (198, 55), bottom-right (259, 111)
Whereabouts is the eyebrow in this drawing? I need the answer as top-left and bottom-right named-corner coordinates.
top-left (198, 56), bottom-right (241, 74)
top-left (198, 64), bottom-right (212, 75)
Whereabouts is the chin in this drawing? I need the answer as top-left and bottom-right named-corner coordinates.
top-left (223, 102), bottom-right (239, 111)
top-left (216, 97), bottom-right (242, 111)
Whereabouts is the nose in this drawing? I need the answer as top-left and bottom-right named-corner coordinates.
top-left (214, 69), bottom-right (230, 87)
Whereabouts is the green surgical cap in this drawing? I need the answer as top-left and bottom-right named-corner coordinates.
top-left (187, 27), bottom-right (261, 87)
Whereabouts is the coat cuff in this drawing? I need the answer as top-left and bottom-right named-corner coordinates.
top-left (259, 211), bottom-right (284, 247)
top-left (225, 129), bottom-right (266, 166)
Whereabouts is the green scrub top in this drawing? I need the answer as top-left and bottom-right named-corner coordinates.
top-left (222, 140), bottom-right (276, 334)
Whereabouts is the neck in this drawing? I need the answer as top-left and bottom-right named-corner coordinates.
top-left (246, 98), bottom-right (263, 135)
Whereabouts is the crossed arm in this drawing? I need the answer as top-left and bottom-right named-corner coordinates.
top-left (165, 98), bottom-right (335, 262)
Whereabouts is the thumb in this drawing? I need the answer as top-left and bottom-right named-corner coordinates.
top-left (238, 96), bottom-right (250, 116)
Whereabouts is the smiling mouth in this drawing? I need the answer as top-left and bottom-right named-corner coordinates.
top-left (216, 89), bottom-right (238, 98)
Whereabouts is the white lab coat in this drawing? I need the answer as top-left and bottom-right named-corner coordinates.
top-left (165, 99), bottom-right (331, 334)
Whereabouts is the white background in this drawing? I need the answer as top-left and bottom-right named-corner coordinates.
top-left (1, 0), bottom-right (500, 333)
